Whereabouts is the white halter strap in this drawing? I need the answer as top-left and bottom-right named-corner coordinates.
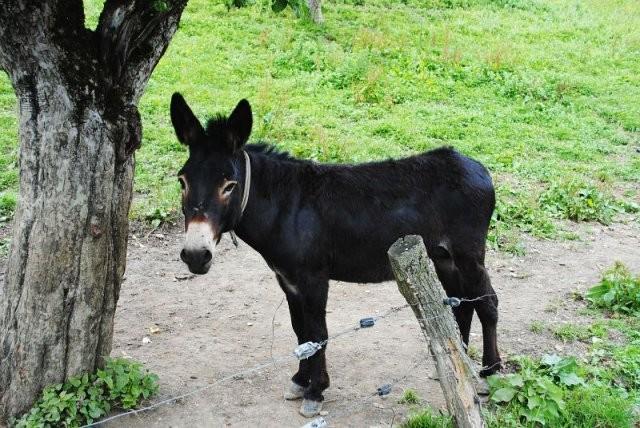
top-left (229, 151), bottom-right (250, 247)
top-left (240, 150), bottom-right (251, 214)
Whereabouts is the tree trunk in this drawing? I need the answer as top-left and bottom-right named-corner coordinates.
top-left (307, 0), bottom-right (323, 24)
top-left (0, 82), bottom-right (135, 421)
top-left (0, 0), bottom-right (188, 421)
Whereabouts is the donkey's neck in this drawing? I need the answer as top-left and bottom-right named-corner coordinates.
top-left (233, 151), bottom-right (298, 254)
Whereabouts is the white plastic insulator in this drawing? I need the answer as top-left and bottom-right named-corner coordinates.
top-left (293, 342), bottom-right (322, 360)
top-left (300, 417), bottom-right (327, 428)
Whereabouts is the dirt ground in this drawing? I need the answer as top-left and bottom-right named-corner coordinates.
top-left (1, 219), bottom-right (639, 427)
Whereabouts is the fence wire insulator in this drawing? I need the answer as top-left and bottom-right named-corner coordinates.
top-left (300, 417), bottom-right (327, 428)
top-left (377, 383), bottom-right (392, 396)
top-left (359, 317), bottom-right (375, 328)
top-left (442, 297), bottom-right (461, 307)
top-left (294, 341), bottom-right (323, 360)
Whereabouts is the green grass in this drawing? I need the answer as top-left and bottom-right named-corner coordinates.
top-left (483, 289), bottom-right (640, 427)
top-left (403, 406), bottom-right (453, 428)
top-left (484, 267), bottom-right (640, 426)
top-left (529, 320), bottom-right (544, 334)
top-left (539, 180), bottom-right (632, 225)
top-left (0, 0), bottom-right (639, 248)
top-left (0, 70), bottom-right (18, 225)
top-left (552, 321), bottom-right (606, 343)
top-left (0, 191), bottom-right (15, 219)
top-left (486, 351), bottom-right (638, 427)
top-left (563, 386), bottom-right (637, 428)
top-left (587, 262), bottom-right (640, 316)
top-left (399, 388), bottom-right (421, 405)
top-left (420, 314), bottom-right (640, 427)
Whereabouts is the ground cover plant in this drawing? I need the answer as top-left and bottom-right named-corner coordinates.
top-left (402, 406), bottom-right (453, 428)
top-left (587, 261), bottom-right (640, 316)
top-left (12, 358), bottom-right (158, 428)
top-left (482, 263), bottom-right (640, 427)
top-left (402, 262), bottom-right (640, 427)
top-left (483, 318), bottom-right (640, 427)
top-left (0, 0), bottom-right (638, 252)
top-left (399, 389), bottom-right (421, 405)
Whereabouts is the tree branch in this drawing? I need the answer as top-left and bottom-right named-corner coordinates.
top-left (93, 0), bottom-right (189, 161)
top-left (96, 0), bottom-right (189, 102)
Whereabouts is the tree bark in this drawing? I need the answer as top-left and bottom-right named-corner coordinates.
top-left (307, 0), bottom-right (323, 24)
top-left (0, 0), bottom-right (188, 421)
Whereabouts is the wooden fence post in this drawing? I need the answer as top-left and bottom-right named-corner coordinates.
top-left (388, 235), bottom-right (485, 428)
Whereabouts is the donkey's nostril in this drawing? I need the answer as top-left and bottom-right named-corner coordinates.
top-left (180, 248), bottom-right (211, 269)
top-left (202, 249), bottom-right (212, 264)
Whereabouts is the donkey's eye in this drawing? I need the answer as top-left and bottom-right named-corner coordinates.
top-left (223, 181), bottom-right (237, 195)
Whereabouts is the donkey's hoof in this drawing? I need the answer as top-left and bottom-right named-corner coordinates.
top-left (480, 361), bottom-right (502, 378)
top-left (299, 399), bottom-right (323, 418)
top-left (284, 381), bottom-right (306, 400)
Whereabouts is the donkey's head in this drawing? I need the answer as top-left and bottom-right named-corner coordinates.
top-left (170, 93), bottom-right (253, 274)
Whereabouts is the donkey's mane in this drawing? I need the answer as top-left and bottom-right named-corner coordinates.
top-left (246, 143), bottom-right (300, 162)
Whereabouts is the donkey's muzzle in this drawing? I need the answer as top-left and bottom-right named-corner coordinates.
top-left (180, 248), bottom-right (212, 274)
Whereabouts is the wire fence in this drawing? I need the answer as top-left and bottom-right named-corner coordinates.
top-left (81, 293), bottom-right (496, 428)
top-left (301, 355), bottom-right (430, 428)
top-left (304, 294), bottom-right (499, 427)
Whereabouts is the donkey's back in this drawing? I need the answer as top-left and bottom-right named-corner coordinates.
top-left (300, 147), bottom-right (495, 284)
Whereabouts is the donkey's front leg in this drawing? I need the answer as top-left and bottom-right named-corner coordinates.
top-left (299, 276), bottom-right (330, 418)
top-left (278, 275), bottom-right (311, 400)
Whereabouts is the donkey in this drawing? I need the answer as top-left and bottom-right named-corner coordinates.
top-left (170, 93), bottom-right (501, 417)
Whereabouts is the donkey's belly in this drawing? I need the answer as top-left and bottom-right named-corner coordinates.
top-left (328, 247), bottom-right (396, 283)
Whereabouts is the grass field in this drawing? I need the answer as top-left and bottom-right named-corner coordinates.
top-left (0, 0), bottom-right (638, 251)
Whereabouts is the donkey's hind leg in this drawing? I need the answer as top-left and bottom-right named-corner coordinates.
top-left (430, 245), bottom-right (501, 376)
top-left (456, 254), bottom-right (502, 376)
top-left (430, 247), bottom-right (474, 344)
top-left (472, 266), bottom-right (501, 376)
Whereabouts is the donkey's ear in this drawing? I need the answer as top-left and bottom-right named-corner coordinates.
top-left (227, 99), bottom-right (253, 151)
top-left (170, 92), bottom-right (204, 146)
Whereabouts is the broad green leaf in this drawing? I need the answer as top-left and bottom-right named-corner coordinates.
top-left (491, 387), bottom-right (517, 403)
top-left (507, 374), bottom-right (524, 387)
top-left (559, 372), bottom-right (583, 386)
top-left (522, 409), bottom-right (546, 425)
top-left (603, 290), bottom-right (616, 303)
top-left (486, 375), bottom-right (502, 388)
top-left (541, 354), bottom-right (562, 366)
top-left (527, 395), bottom-right (541, 409)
